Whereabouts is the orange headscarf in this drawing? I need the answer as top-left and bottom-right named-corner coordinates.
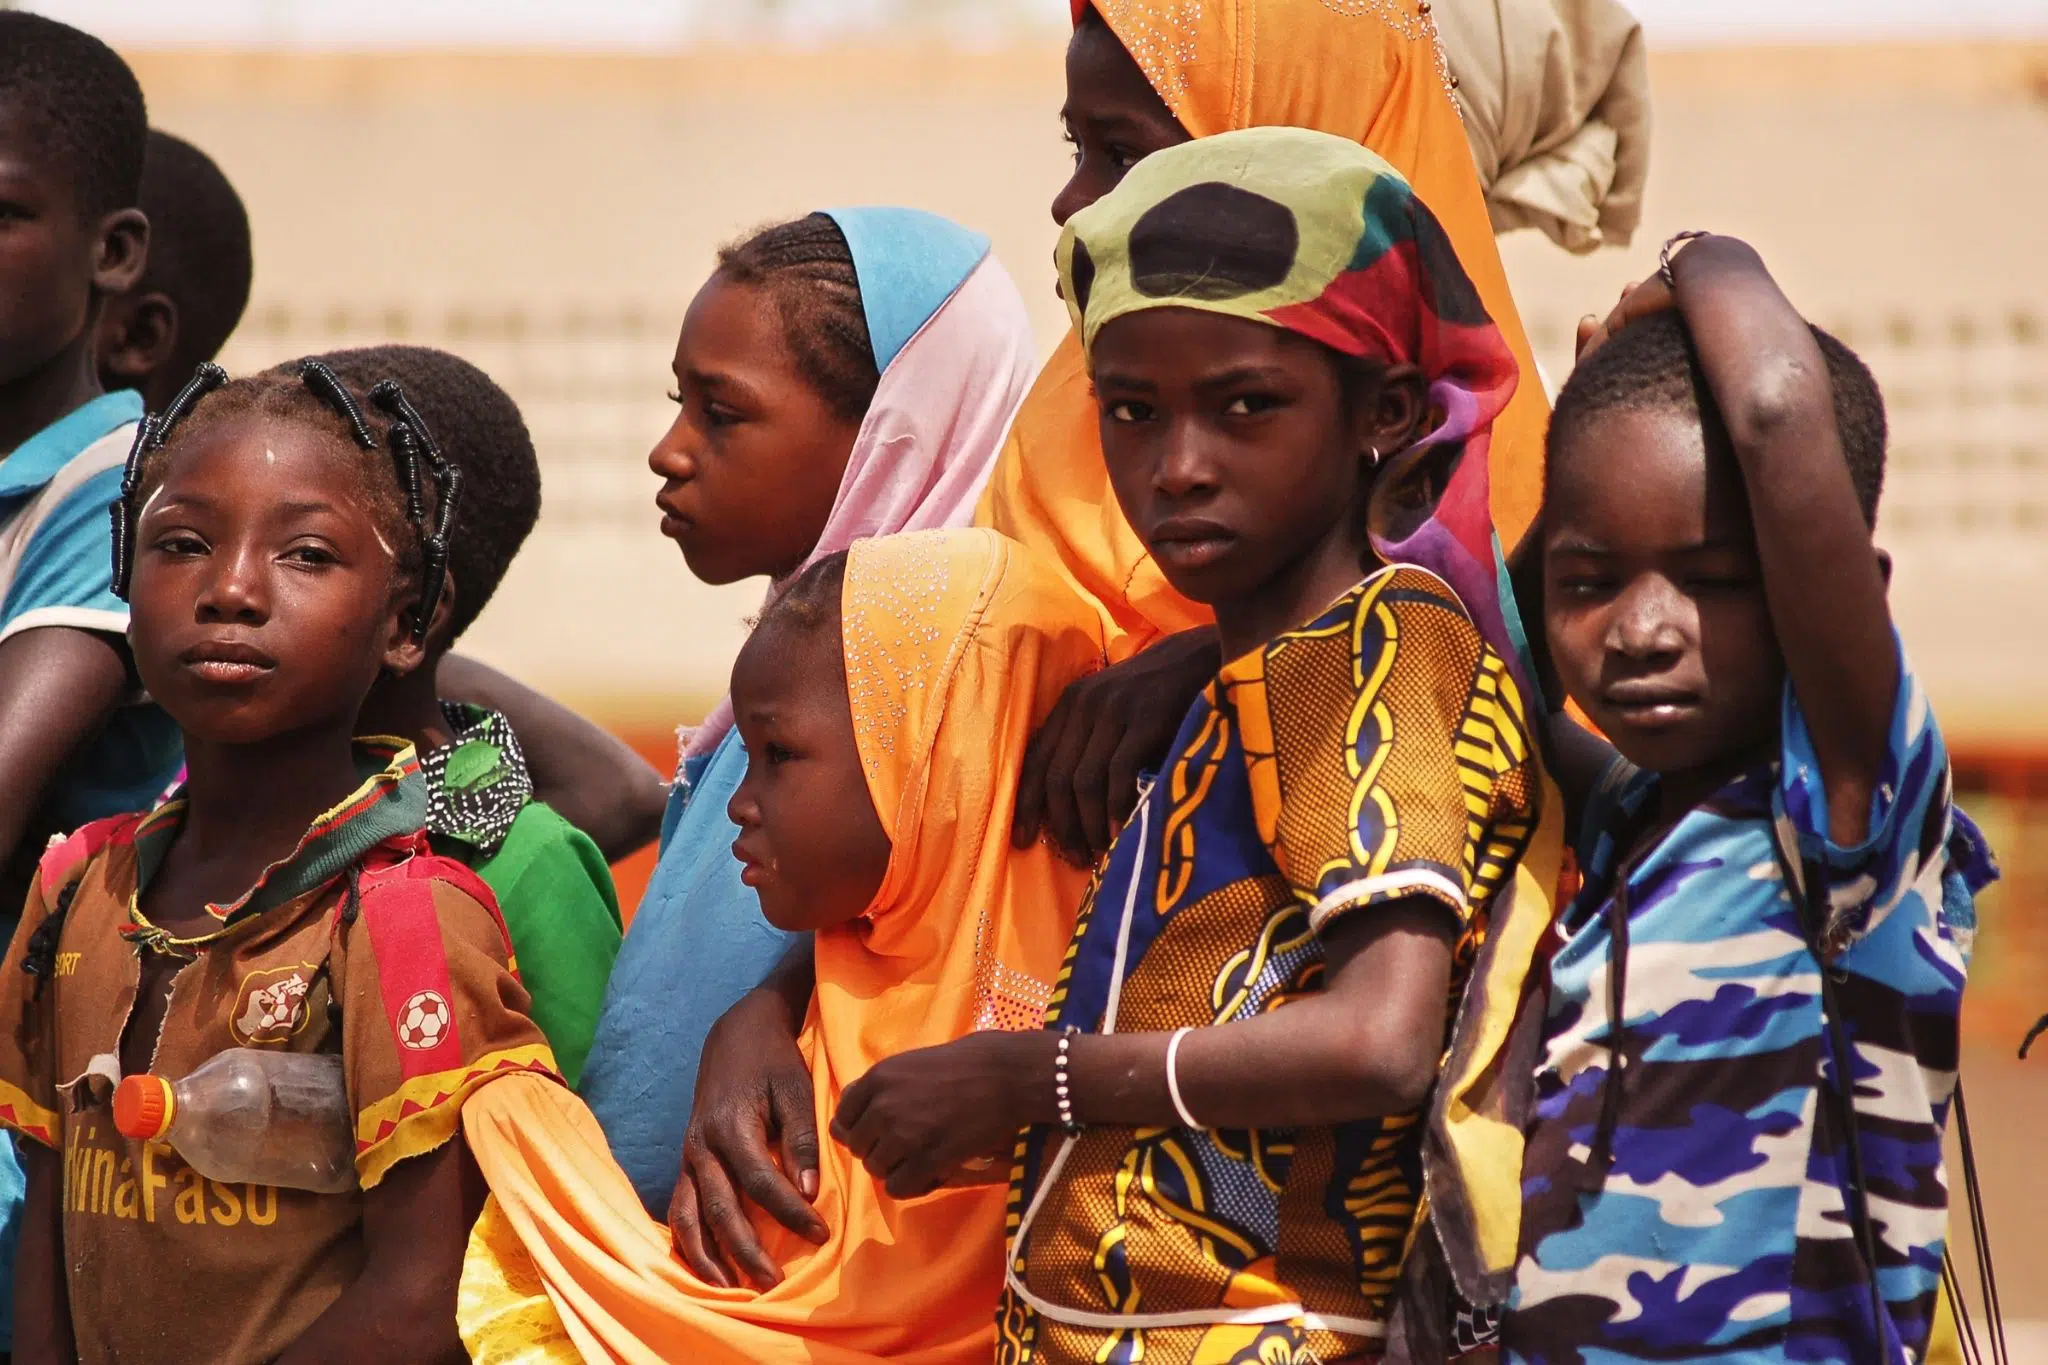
top-left (457, 528), bottom-right (1105, 1365)
top-left (977, 0), bottom-right (1550, 660)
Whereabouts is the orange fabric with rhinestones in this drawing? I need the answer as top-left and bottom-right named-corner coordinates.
top-left (458, 529), bottom-right (1112, 1364)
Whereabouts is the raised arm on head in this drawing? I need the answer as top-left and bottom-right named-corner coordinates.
top-left (1664, 235), bottom-right (1898, 843)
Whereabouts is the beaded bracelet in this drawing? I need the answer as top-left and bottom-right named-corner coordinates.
top-left (1659, 230), bottom-right (1710, 290)
top-left (1054, 1027), bottom-right (1081, 1136)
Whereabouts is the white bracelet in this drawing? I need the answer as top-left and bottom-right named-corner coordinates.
top-left (1164, 1027), bottom-right (1201, 1129)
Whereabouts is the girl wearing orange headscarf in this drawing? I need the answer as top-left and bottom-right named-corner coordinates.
top-left (979, 0), bottom-right (1551, 663)
top-left (457, 528), bottom-right (1106, 1365)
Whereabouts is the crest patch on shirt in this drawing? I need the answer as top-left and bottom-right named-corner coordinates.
top-left (230, 963), bottom-right (318, 1045)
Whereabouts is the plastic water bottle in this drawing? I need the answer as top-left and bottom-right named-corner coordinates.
top-left (113, 1049), bottom-right (358, 1194)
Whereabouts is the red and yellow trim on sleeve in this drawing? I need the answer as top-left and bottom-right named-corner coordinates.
top-left (354, 1043), bottom-right (559, 1189)
top-left (0, 1077), bottom-right (60, 1148)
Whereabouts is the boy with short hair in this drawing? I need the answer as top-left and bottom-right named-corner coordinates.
top-left (96, 128), bottom-right (254, 410)
top-left (0, 13), bottom-right (182, 925)
top-left (0, 21), bottom-right (182, 1351)
top-left (1507, 237), bottom-right (1996, 1362)
top-left (329, 344), bottom-right (622, 1088)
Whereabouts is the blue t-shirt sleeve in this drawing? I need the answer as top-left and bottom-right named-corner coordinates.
top-left (1776, 631), bottom-right (1955, 950)
top-left (0, 465), bottom-right (126, 641)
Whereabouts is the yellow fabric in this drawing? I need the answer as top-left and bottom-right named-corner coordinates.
top-left (354, 1043), bottom-right (558, 1190)
top-left (976, 0), bottom-right (1552, 659)
top-left (459, 527), bottom-right (1107, 1365)
top-left (998, 568), bottom-right (1544, 1361)
top-left (1435, 766), bottom-right (1564, 1279)
top-left (460, 1197), bottom-right (581, 1364)
top-left (1927, 1270), bottom-right (1963, 1365)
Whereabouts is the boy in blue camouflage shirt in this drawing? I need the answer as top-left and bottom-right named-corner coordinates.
top-left (1507, 236), bottom-right (1995, 1363)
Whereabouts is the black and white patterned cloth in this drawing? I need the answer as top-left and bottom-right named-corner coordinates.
top-left (418, 702), bottom-right (534, 858)
top-left (1454, 1300), bottom-right (1503, 1356)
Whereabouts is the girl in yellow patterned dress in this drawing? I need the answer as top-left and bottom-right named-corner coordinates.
top-left (828, 127), bottom-right (1564, 1364)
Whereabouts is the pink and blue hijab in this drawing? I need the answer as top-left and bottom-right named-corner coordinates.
top-left (583, 207), bottom-right (1036, 1211)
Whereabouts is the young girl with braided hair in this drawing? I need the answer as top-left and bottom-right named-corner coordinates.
top-left (577, 205), bottom-right (1037, 1230)
top-left (0, 359), bottom-right (556, 1365)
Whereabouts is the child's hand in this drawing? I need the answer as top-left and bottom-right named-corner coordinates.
top-left (1013, 627), bottom-right (1222, 864)
top-left (1575, 277), bottom-right (1676, 362)
top-left (669, 984), bottom-right (827, 1290)
top-left (831, 1031), bottom-right (1054, 1199)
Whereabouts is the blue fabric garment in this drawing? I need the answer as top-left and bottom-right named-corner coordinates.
top-left (580, 205), bottom-right (998, 1216)
top-left (579, 732), bottom-right (796, 1212)
top-left (0, 1136), bottom-right (20, 1345)
top-left (4, 456), bottom-right (184, 838)
top-left (0, 389), bottom-right (181, 839)
top-left (0, 388), bottom-right (141, 499)
top-left (822, 206), bottom-right (989, 369)
top-left (1505, 638), bottom-right (1993, 1364)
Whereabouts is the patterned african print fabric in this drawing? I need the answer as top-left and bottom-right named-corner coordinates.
top-left (1505, 638), bottom-right (1996, 1364)
top-left (421, 701), bottom-right (533, 857)
top-left (999, 567), bottom-right (1538, 1365)
top-left (1052, 123), bottom-right (1568, 1338)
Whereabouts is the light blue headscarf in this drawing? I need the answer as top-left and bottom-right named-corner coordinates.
top-left (579, 207), bottom-right (1014, 1213)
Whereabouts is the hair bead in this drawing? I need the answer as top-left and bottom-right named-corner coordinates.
top-left (109, 360), bottom-right (466, 645)
top-left (111, 365), bottom-right (227, 598)
top-left (297, 359), bottom-right (379, 450)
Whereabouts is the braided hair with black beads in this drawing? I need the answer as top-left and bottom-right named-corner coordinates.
top-left (108, 358), bottom-right (463, 643)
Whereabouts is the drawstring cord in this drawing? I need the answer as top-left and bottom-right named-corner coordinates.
top-left (1589, 876), bottom-right (1630, 1173)
top-left (22, 883), bottom-right (78, 1001)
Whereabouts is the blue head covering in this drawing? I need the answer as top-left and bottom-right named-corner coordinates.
top-left (581, 206), bottom-right (1012, 1214)
top-left (821, 206), bottom-right (990, 372)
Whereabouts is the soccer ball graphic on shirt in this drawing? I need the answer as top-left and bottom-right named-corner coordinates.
top-left (397, 990), bottom-right (453, 1052)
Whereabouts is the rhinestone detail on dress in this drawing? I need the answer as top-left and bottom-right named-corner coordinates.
top-left (843, 537), bottom-right (953, 777)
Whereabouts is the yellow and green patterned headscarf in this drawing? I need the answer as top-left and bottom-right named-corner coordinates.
top-left (1057, 125), bottom-right (1531, 699)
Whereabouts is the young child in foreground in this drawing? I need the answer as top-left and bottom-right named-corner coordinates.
top-left (0, 360), bottom-right (556, 1365)
top-left (581, 205), bottom-right (1035, 1213)
top-left (1504, 237), bottom-right (1996, 1363)
top-left (829, 126), bottom-right (1560, 1363)
top-left (455, 527), bottom-right (1106, 1364)
top-left (325, 345), bottom-right (623, 1089)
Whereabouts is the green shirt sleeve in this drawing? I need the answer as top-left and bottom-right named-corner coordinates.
top-left (471, 801), bottom-right (622, 1089)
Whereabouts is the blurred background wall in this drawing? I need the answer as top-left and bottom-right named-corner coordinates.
top-left (20, 0), bottom-right (2048, 1338)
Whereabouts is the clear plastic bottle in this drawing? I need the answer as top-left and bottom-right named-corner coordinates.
top-left (113, 1049), bottom-right (358, 1194)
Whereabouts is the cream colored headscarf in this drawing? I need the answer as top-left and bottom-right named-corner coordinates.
top-left (1437, 0), bottom-right (1650, 254)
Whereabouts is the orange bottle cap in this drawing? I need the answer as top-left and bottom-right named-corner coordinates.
top-left (113, 1074), bottom-right (174, 1141)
